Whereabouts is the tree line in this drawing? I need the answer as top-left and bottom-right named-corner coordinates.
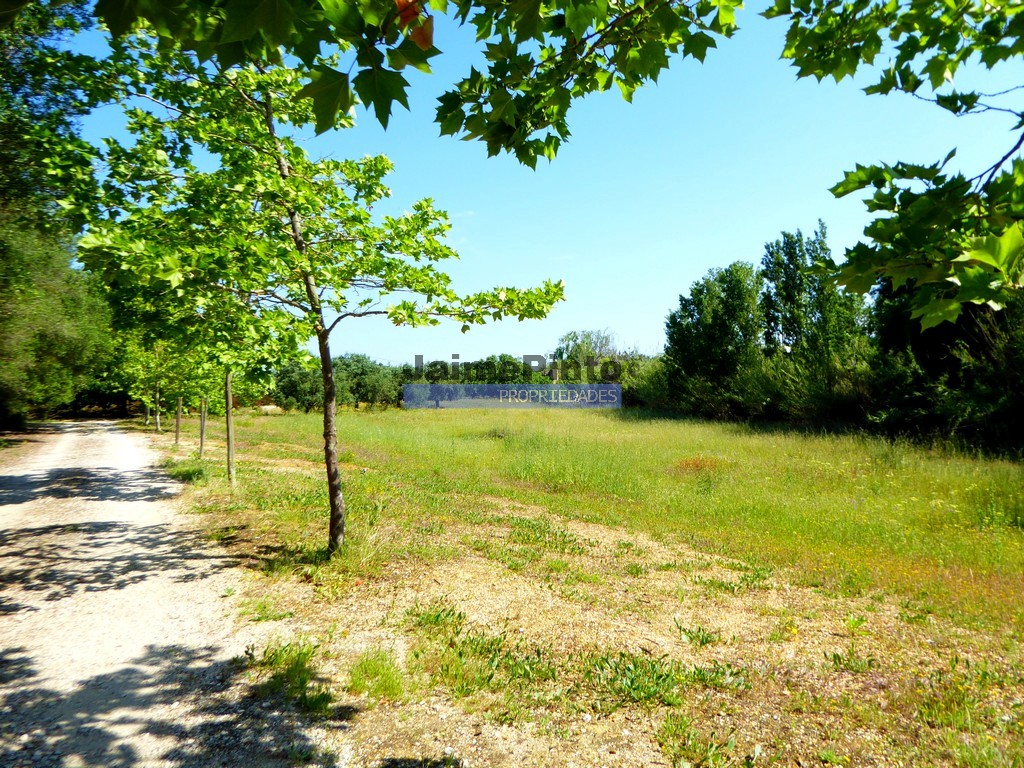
top-left (648, 224), bottom-right (1024, 450)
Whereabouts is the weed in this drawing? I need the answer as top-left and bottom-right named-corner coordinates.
top-left (674, 455), bottom-right (722, 474)
top-left (585, 652), bottom-right (684, 708)
top-left (505, 645), bottom-right (559, 685)
top-left (162, 458), bottom-right (209, 484)
top-left (206, 525), bottom-right (243, 544)
top-left (845, 614), bottom-right (868, 635)
top-left (825, 644), bottom-right (876, 674)
top-left (817, 748), bottom-right (848, 765)
top-left (245, 637), bottom-right (333, 716)
top-left (546, 558), bottom-right (569, 574)
top-left (563, 568), bottom-right (602, 586)
top-left (915, 658), bottom-right (993, 731)
top-left (970, 486), bottom-right (1024, 530)
top-left (406, 598), bottom-right (466, 633)
top-left (348, 648), bottom-right (406, 700)
top-left (683, 661), bottom-right (751, 691)
top-left (418, 630), bottom-right (504, 698)
top-left (692, 567), bottom-right (770, 594)
top-left (941, 731), bottom-right (1023, 768)
top-left (507, 516), bottom-right (587, 554)
top-left (240, 597), bottom-right (294, 622)
top-left (738, 566), bottom-right (772, 589)
top-left (656, 714), bottom-right (702, 768)
top-left (768, 616), bottom-right (798, 643)
top-left (675, 620), bottom-right (721, 648)
top-left (408, 607), bottom-right (556, 700)
top-left (694, 576), bottom-right (742, 594)
top-left (899, 595), bottom-right (938, 625)
top-left (285, 744), bottom-right (319, 764)
top-left (625, 562), bottom-right (647, 577)
top-left (656, 714), bottom-right (759, 768)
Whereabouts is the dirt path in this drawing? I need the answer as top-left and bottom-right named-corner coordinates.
top-left (0, 422), bottom-right (331, 768)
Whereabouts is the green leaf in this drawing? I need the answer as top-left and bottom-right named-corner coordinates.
top-left (509, 0), bottom-right (543, 42)
top-left (957, 223), bottom-right (1024, 285)
top-left (912, 298), bottom-right (962, 330)
top-left (296, 66), bottom-right (353, 134)
top-left (830, 164), bottom-right (889, 197)
top-left (320, 0), bottom-right (366, 35)
top-left (683, 32), bottom-right (716, 63)
top-left (221, 0), bottom-right (296, 43)
top-left (353, 66), bottom-right (410, 128)
top-left (565, 2), bottom-right (599, 38)
top-left (94, 0), bottom-right (141, 37)
top-left (387, 36), bottom-right (439, 73)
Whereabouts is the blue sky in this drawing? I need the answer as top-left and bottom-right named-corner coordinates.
top-left (77, 8), bottom-right (1023, 366)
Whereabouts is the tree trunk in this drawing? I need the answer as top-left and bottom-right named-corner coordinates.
top-left (225, 369), bottom-right (236, 488)
top-left (154, 386), bottom-right (161, 433)
top-left (144, 403), bottom-right (150, 426)
top-left (199, 396), bottom-right (207, 459)
top-left (175, 397), bottom-right (182, 445)
top-left (315, 325), bottom-right (346, 553)
top-left (261, 89), bottom-right (345, 553)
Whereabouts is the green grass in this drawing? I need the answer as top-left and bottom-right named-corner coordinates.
top-left (405, 598), bottom-right (558, 704)
top-left (244, 636), bottom-right (334, 716)
top-left (347, 648), bottom-right (406, 700)
top-left (163, 410), bottom-right (1024, 764)
top-left (583, 652), bottom-right (750, 712)
top-left (656, 714), bottom-right (751, 768)
top-left (584, 651), bottom-right (686, 708)
top-left (824, 643), bottom-right (877, 674)
top-left (166, 409), bottom-right (1024, 629)
top-left (239, 596), bottom-right (294, 622)
top-left (160, 457), bottom-right (208, 484)
top-left (675, 621), bottom-right (722, 648)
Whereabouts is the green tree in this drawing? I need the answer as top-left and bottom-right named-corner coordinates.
top-left (760, 223), bottom-right (869, 419)
top-left (867, 281), bottom-right (1024, 447)
top-left (0, 0), bottom-right (99, 220)
top-left (620, 355), bottom-right (670, 408)
top-left (75, 38), bottom-right (563, 552)
top-left (764, 0), bottom-right (1024, 325)
top-left (0, 213), bottom-right (113, 427)
top-left (664, 261), bottom-right (763, 418)
top-left (274, 356), bottom-right (325, 412)
top-left (551, 329), bottom-right (620, 382)
top-left (335, 354), bottom-right (392, 407)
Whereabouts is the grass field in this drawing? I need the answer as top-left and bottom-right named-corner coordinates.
top-left (158, 409), bottom-right (1024, 766)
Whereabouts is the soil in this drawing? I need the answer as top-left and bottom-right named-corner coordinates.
top-left (0, 422), bottom-right (335, 768)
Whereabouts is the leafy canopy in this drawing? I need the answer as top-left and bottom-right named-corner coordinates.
top-left (71, 34), bottom-right (564, 349)
top-left (5, 0), bottom-right (1024, 323)
top-left (2, 0), bottom-right (741, 166)
top-left (763, 0), bottom-right (1024, 327)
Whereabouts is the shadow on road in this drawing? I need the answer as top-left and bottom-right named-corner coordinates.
top-left (0, 466), bottom-right (179, 507)
top-left (0, 644), bottom-right (355, 768)
top-left (0, 522), bottom-right (241, 611)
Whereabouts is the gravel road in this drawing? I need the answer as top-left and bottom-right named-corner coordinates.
top-left (0, 421), bottom-right (335, 768)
